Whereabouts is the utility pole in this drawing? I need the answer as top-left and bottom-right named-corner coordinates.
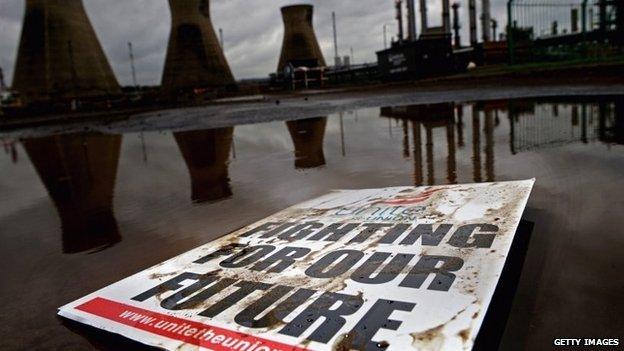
top-left (219, 28), bottom-right (224, 49)
top-left (127, 42), bottom-right (138, 88)
top-left (332, 12), bottom-right (340, 67)
top-left (350, 47), bottom-right (354, 64)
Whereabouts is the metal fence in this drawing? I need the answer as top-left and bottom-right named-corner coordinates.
top-left (507, 0), bottom-right (623, 63)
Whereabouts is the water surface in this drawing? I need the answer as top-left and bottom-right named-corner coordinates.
top-left (0, 96), bottom-right (623, 350)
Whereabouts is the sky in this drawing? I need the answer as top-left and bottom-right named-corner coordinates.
top-left (0, 0), bottom-right (508, 86)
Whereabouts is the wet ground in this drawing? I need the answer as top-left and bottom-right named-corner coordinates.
top-left (0, 95), bottom-right (623, 350)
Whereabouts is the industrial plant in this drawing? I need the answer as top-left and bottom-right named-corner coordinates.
top-left (0, 1), bottom-right (623, 350)
top-left (0, 0), bottom-right (620, 119)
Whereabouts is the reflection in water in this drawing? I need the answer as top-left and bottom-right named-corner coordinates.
top-left (7, 98), bottom-right (624, 254)
top-left (2, 139), bottom-right (18, 163)
top-left (174, 128), bottom-right (234, 203)
top-left (380, 98), bottom-right (624, 185)
top-left (380, 103), bottom-right (460, 185)
top-left (287, 117), bottom-right (327, 169)
top-left (508, 98), bottom-right (623, 154)
top-left (472, 105), bottom-right (482, 183)
top-left (22, 134), bottom-right (122, 253)
top-left (484, 108), bottom-right (495, 182)
top-left (2, 96), bottom-right (624, 350)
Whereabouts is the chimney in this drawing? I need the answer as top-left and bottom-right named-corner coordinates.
top-left (163, 0), bottom-right (235, 93)
top-left (481, 0), bottom-right (492, 42)
top-left (332, 12), bottom-right (340, 66)
top-left (419, 0), bottom-right (428, 33)
top-left (443, 0), bottom-right (451, 34)
top-left (396, 0), bottom-right (404, 42)
top-left (278, 5), bottom-right (326, 72)
top-left (571, 8), bottom-right (579, 33)
top-left (407, 0), bottom-right (417, 41)
top-left (469, 0), bottom-right (478, 46)
top-left (452, 3), bottom-right (461, 48)
top-left (13, 0), bottom-right (120, 104)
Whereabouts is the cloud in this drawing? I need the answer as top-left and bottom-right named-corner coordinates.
top-left (0, 0), bottom-right (509, 86)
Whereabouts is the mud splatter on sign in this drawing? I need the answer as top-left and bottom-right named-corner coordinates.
top-left (58, 180), bottom-right (534, 350)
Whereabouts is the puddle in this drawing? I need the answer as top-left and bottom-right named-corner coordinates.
top-left (0, 95), bottom-right (623, 350)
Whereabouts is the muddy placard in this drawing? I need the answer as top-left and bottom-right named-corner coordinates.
top-left (58, 180), bottom-right (534, 350)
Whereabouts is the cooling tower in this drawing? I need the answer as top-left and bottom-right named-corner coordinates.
top-left (174, 128), bottom-right (233, 203)
top-left (287, 117), bottom-right (327, 169)
top-left (13, 0), bottom-right (120, 104)
top-left (22, 133), bottom-right (122, 253)
top-left (162, 0), bottom-right (235, 92)
top-left (278, 5), bottom-right (326, 72)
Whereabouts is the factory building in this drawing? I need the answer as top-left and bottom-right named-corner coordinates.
top-left (12, 0), bottom-right (121, 105)
top-left (162, 0), bottom-right (236, 95)
top-left (376, 0), bottom-right (458, 81)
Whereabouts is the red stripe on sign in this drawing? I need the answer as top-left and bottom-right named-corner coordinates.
top-left (75, 297), bottom-right (306, 351)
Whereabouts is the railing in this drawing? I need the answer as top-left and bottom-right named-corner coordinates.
top-left (507, 0), bottom-right (622, 64)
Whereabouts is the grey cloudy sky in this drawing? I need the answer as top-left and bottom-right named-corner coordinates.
top-left (0, 0), bottom-right (507, 86)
